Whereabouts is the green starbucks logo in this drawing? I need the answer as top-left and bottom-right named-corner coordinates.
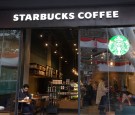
top-left (108, 35), bottom-right (130, 56)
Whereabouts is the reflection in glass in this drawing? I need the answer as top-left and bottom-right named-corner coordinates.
top-left (79, 27), bottom-right (135, 115)
top-left (0, 30), bottom-right (21, 112)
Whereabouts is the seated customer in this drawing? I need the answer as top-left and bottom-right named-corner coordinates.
top-left (122, 93), bottom-right (131, 105)
top-left (116, 91), bottom-right (135, 115)
top-left (18, 84), bottom-right (33, 115)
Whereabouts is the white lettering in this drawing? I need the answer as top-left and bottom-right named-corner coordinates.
top-left (13, 11), bottom-right (119, 21)
top-left (113, 11), bottom-right (119, 18)
top-left (13, 14), bottom-right (19, 21)
top-left (99, 11), bottom-right (105, 18)
top-left (47, 13), bottom-right (54, 20)
top-left (93, 12), bottom-right (98, 18)
top-left (78, 12), bottom-right (84, 19)
top-left (69, 12), bottom-right (75, 19)
top-left (55, 13), bottom-right (61, 20)
top-left (19, 14), bottom-right (25, 21)
top-left (85, 12), bottom-right (92, 19)
top-left (33, 14), bottom-right (39, 20)
top-left (40, 14), bottom-right (46, 20)
top-left (106, 11), bottom-right (112, 18)
top-left (62, 13), bottom-right (68, 19)
top-left (25, 14), bottom-right (32, 21)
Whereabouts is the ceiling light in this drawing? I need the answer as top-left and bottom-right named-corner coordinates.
top-left (55, 43), bottom-right (58, 47)
top-left (40, 34), bottom-right (43, 38)
top-left (74, 44), bottom-right (77, 46)
top-left (110, 62), bottom-right (114, 66)
top-left (45, 43), bottom-right (48, 47)
top-left (54, 51), bottom-right (57, 54)
top-left (108, 60), bottom-right (114, 66)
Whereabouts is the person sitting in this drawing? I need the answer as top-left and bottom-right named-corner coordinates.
top-left (122, 92), bottom-right (132, 106)
top-left (116, 91), bottom-right (135, 115)
top-left (18, 84), bottom-right (33, 115)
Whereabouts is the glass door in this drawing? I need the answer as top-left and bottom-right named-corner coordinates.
top-left (79, 27), bottom-right (135, 115)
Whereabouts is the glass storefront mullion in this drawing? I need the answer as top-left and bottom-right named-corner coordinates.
top-left (78, 29), bottom-right (81, 115)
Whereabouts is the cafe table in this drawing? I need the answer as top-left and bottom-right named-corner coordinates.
top-left (18, 99), bottom-right (31, 103)
top-left (13, 99), bottom-right (32, 115)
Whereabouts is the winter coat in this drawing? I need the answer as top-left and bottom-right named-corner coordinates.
top-left (96, 80), bottom-right (108, 104)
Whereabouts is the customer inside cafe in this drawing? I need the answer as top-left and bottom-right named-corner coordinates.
top-left (18, 84), bottom-right (34, 115)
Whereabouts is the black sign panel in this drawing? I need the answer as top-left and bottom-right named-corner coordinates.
top-left (0, 6), bottom-right (135, 28)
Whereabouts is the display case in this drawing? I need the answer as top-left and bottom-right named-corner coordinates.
top-left (70, 82), bottom-right (78, 100)
top-left (47, 84), bottom-right (58, 114)
top-left (57, 82), bottom-right (79, 109)
top-left (47, 80), bottom-right (79, 110)
top-left (48, 80), bottom-right (78, 100)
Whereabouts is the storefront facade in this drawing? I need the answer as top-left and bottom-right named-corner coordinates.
top-left (1, 1), bottom-right (135, 115)
top-left (0, 6), bottom-right (135, 28)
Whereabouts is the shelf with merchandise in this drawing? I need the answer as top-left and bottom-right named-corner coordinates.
top-left (47, 79), bottom-right (79, 101)
top-left (70, 82), bottom-right (78, 100)
top-left (29, 63), bottom-right (59, 78)
top-left (29, 63), bottom-right (46, 77)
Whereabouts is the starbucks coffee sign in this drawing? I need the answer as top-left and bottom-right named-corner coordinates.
top-left (108, 35), bottom-right (130, 56)
top-left (13, 11), bottom-right (119, 21)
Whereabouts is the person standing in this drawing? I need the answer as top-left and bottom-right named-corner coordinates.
top-left (96, 77), bottom-right (108, 115)
top-left (18, 84), bottom-right (33, 115)
top-left (85, 79), bottom-right (94, 106)
top-left (92, 81), bottom-right (98, 103)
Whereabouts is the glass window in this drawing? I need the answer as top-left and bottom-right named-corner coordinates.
top-left (0, 30), bottom-right (21, 112)
top-left (79, 27), bottom-right (135, 115)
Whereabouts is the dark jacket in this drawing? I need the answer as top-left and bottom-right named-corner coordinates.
top-left (18, 89), bottom-right (32, 100)
top-left (86, 84), bottom-right (94, 98)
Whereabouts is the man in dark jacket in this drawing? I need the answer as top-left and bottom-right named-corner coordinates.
top-left (18, 84), bottom-right (33, 115)
top-left (85, 79), bottom-right (94, 106)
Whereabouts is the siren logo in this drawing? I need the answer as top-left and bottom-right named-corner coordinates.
top-left (108, 35), bottom-right (130, 56)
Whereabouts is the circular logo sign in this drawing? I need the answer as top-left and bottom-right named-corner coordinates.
top-left (108, 35), bottom-right (130, 56)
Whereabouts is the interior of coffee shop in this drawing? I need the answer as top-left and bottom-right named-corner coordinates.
top-left (28, 28), bottom-right (80, 113)
top-left (28, 27), bottom-right (135, 114)
top-left (1, 27), bottom-right (135, 115)
top-left (29, 28), bottom-right (78, 92)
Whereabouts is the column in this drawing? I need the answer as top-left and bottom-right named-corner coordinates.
top-left (23, 29), bottom-right (31, 84)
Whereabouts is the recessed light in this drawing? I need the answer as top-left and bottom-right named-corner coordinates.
top-left (74, 44), bottom-right (77, 46)
top-left (54, 51), bottom-right (57, 53)
top-left (45, 43), bottom-right (48, 46)
top-left (75, 48), bottom-right (78, 51)
top-left (55, 43), bottom-right (58, 47)
top-left (40, 34), bottom-right (43, 38)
